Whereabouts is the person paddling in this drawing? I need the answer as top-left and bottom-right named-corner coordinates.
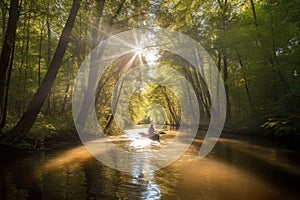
top-left (148, 124), bottom-right (155, 136)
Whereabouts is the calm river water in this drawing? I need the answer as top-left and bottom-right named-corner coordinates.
top-left (0, 128), bottom-right (300, 200)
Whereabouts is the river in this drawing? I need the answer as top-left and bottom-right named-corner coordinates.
top-left (0, 128), bottom-right (300, 200)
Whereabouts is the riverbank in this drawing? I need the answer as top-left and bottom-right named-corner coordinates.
top-left (0, 131), bottom-right (81, 153)
top-left (219, 132), bottom-right (300, 151)
top-left (0, 126), bottom-right (299, 154)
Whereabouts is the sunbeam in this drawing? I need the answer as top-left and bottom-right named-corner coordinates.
top-left (122, 52), bottom-right (138, 73)
top-left (74, 18), bottom-right (141, 51)
top-left (73, 18), bottom-right (162, 70)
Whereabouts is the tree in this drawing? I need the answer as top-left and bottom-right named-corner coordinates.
top-left (75, 0), bottom-right (125, 131)
top-left (0, 0), bottom-right (20, 131)
top-left (8, 0), bottom-right (82, 142)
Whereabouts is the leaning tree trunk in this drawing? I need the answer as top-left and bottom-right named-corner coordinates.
top-left (0, 0), bottom-right (20, 124)
top-left (76, 0), bottom-right (126, 130)
top-left (9, 0), bottom-right (81, 143)
top-left (75, 0), bottom-right (106, 130)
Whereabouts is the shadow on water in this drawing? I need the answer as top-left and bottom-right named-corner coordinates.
top-left (210, 138), bottom-right (300, 198)
top-left (0, 129), bottom-right (300, 200)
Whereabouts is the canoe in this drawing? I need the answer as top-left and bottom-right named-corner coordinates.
top-left (138, 132), bottom-right (160, 142)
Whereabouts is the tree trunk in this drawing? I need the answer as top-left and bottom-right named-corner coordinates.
top-left (0, 0), bottom-right (20, 117)
top-left (194, 68), bottom-right (211, 117)
top-left (75, 0), bottom-right (106, 130)
top-left (162, 87), bottom-right (179, 127)
top-left (104, 79), bottom-right (124, 132)
top-left (0, 43), bottom-right (15, 132)
top-left (249, 0), bottom-right (258, 27)
top-left (223, 52), bottom-right (230, 118)
top-left (8, 0), bottom-right (81, 143)
top-left (61, 83), bottom-right (70, 113)
top-left (267, 3), bottom-right (290, 92)
top-left (76, 0), bottom-right (125, 130)
top-left (0, 2), bottom-right (7, 40)
top-left (249, 0), bottom-right (261, 45)
top-left (46, 4), bottom-right (52, 115)
top-left (38, 23), bottom-right (45, 87)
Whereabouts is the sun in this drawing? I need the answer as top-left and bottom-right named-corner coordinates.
top-left (133, 46), bottom-right (143, 55)
top-left (133, 46), bottom-right (159, 65)
top-left (132, 45), bottom-right (144, 66)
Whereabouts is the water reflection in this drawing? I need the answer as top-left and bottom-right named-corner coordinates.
top-left (126, 128), bottom-right (160, 151)
top-left (41, 146), bottom-right (93, 172)
top-left (125, 128), bottom-right (162, 199)
top-left (0, 130), bottom-right (300, 200)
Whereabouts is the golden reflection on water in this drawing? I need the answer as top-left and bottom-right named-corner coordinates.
top-left (35, 130), bottom-right (300, 200)
top-left (41, 146), bottom-right (93, 172)
top-left (168, 153), bottom-right (277, 200)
